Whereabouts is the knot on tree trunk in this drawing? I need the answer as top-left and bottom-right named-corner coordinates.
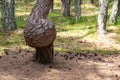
top-left (24, 19), bottom-right (56, 48)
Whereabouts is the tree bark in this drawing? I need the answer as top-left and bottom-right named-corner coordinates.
top-left (61, 0), bottom-right (71, 16)
top-left (28, 0), bottom-right (53, 20)
top-left (109, 0), bottom-right (119, 24)
top-left (74, 0), bottom-right (81, 20)
top-left (88, 0), bottom-right (94, 4)
top-left (33, 44), bottom-right (54, 64)
top-left (50, 0), bottom-right (54, 12)
top-left (96, 0), bottom-right (108, 36)
top-left (118, 0), bottom-right (120, 16)
top-left (26, 0), bottom-right (55, 64)
top-left (1, 0), bottom-right (17, 32)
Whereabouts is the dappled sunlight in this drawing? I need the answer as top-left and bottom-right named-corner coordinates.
top-left (16, 12), bottom-right (30, 16)
top-left (82, 4), bottom-right (98, 16)
top-left (57, 30), bottom-right (89, 38)
top-left (55, 29), bottom-right (120, 53)
top-left (107, 25), bottom-right (120, 44)
top-left (82, 4), bottom-right (97, 8)
top-left (108, 25), bottom-right (120, 33)
top-left (54, 0), bottom-right (61, 11)
top-left (0, 29), bottom-right (27, 54)
top-left (82, 10), bottom-right (98, 16)
top-left (14, 29), bottom-right (23, 34)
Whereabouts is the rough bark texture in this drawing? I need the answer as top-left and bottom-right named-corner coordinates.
top-left (33, 44), bottom-right (54, 64)
top-left (24, 0), bottom-right (56, 64)
top-left (118, 0), bottom-right (120, 15)
top-left (24, 19), bottom-right (56, 48)
top-left (1, 0), bottom-right (17, 32)
top-left (27, 0), bottom-right (53, 20)
top-left (96, 0), bottom-right (108, 36)
top-left (74, 0), bottom-right (81, 20)
top-left (61, 0), bottom-right (71, 16)
top-left (88, 0), bottom-right (94, 4)
top-left (109, 0), bottom-right (119, 24)
top-left (50, 0), bottom-right (54, 12)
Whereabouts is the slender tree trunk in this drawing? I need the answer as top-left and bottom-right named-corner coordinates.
top-left (74, 0), bottom-right (81, 20)
top-left (109, 0), bottom-right (119, 24)
top-left (96, 0), bottom-right (108, 36)
top-left (88, 0), bottom-right (94, 4)
top-left (118, 0), bottom-right (120, 16)
top-left (50, 0), bottom-right (54, 12)
top-left (27, 0), bottom-right (54, 64)
top-left (1, 0), bottom-right (17, 32)
top-left (80, 0), bottom-right (82, 4)
top-left (61, 0), bottom-right (71, 16)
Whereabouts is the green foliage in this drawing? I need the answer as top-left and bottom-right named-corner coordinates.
top-left (16, 16), bottom-right (27, 28)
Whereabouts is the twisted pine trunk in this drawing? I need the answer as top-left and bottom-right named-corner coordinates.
top-left (26, 0), bottom-right (55, 64)
top-left (1, 0), bottom-right (17, 32)
top-left (28, 0), bottom-right (53, 20)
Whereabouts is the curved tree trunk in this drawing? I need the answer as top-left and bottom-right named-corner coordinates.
top-left (26, 0), bottom-right (54, 64)
top-left (61, 0), bottom-right (71, 16)
top-left (1, 0), bottom-right (17, 32)
top-left (28, 0), bottom-right (53, 20)
top-left (109, 0), bottom-right (119, 24)
top-left (96, 0), bottom-right (108, 36)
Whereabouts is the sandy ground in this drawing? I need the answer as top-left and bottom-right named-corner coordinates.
top-left (0, 49), bottom-right (120, 80)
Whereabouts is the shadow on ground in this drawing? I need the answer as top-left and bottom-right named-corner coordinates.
top-left (0, 49), bottom-right (120, 80)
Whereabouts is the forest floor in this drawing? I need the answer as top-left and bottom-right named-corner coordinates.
top-left (0, 28), bottom-right (120, 80)
top-left (0, 48), bottom-right (120, 80)
top-left (0, 32), bottom-right (120, 80)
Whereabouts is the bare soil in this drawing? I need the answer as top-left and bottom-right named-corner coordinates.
top-left (0, 49), bottom-right (120, 80)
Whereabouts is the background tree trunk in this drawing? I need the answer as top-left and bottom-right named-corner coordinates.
top-left (109, 0), bottom-right (119, 24)
top-left (96, 0), bottom-right (108, 36)
top-left (88, 0), bottom-right (94, 4)
top-left (50, 0), bottom-right (54, 12)
top-left (74, 0), bottom-right (81, 20)
top-left (1, 0), bottom-right (17, 32)
top-left (61, 0), bottom-right (71, 16)
top-left (118, 0), bottom-right (120, 16)
top-left (26, 0), bottom-right (54, 64)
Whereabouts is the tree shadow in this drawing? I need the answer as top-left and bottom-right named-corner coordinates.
top-left (0, 48), bottom-right (120, 80)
